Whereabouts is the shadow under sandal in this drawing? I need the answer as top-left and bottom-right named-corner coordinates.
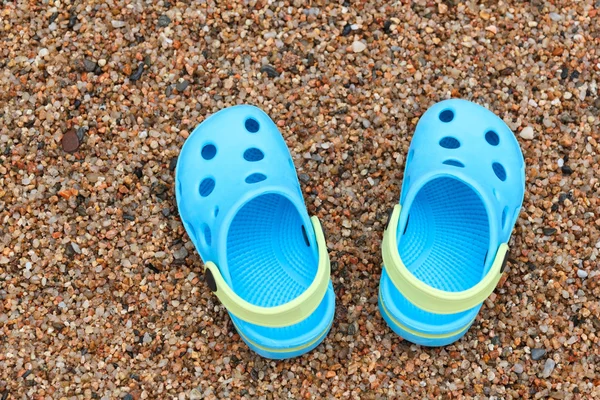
top-left (176, 105), bottom-right (335, 359)
top-left (379, 99), bottom-right (525, 346)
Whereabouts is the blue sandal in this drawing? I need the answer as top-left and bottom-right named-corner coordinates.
top-left (176, 105), bottom-right (335, 359)
top-left (379, 99), bottom-right (525, 346)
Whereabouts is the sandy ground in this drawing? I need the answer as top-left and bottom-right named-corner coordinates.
top-left (1, 0), bottom-right (600, 399)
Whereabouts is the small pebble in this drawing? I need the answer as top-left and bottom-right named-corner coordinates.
top-left (542, 359), bottom-right (556, 378)
top-left (531, 348), bottom-right (547, 360)
top-left (513, 363), bottom-right (524, 374)
top-left (61, 129), bottom-right (80, 153)
top-left (176, 80), bottom-right (190, 92)
top-left (341, 24), bottom-right (352, 36)
top-left (260, 65), bottom-right (279, 78)
top-left (520, 126), bottom-right (534, 140)
top-left (158, 15), bottom-right (171, 27)
top-left (111, 20), bottom-right (126, 28)
top-left (577, 269), bottom-right (588, 279)
top-left (83, 59), bottom-right (97, 72)
top-left (352, 41), bottom-right (367, 53)
top-left (130, 63), bottom-right (145, 81)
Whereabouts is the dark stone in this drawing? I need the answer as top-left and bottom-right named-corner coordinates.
top-left (491, 336), bottom-right (501, 345)
top-left (558, 193), bottom-right (567, 203)
top-left (560, 65), bottom-right (569, 79)
top-left (61, 129), bottom-right (80, 153)
top-left (147, 263), bottom-right (160, 273)
top-left (133, 167), bottom-right (143, 179)
top-left (543, 228), bottom-right (557, 236)
top-left (169, 157), bottom-right (178, 171)
top-left (22, 369), bottom-right (32, 379)
top-left (551, 203), bottom-right (559, 212)
top-left (74, 99), bottom-right (81, 108)
top-left (383, 20), bottom-right (392, 34)
top-left (500, 67), bottom-right (514, 76)
top-left (135, 34), bottom-right (145, 43)
top-left (166, 85), bottom-right (173, 96)
top-left (67, 12), bottom-right (77, 29)
top-left (76, 127), bottom-right (87, 141)
top-left (65, 243), bottom-right (76, 257)
top-left (130, 63), bottom-right (145, 81)
top-left (341, 23), bottom-right (352, 36)
top-left (161, 208), bottom-right (170, 217)
top-left (260, 65), bottom-right (279, 78)
top-left (1, 391), bottom-right (7, 400)
top-left (531, 348), bottom-right (546, 360)
top-left (52, 322), bottom-right (65, 331)
top-left (571, 70), bottom-right (580, 80)
top-left (347, 323), bottom-right (357, 336)
top-left (307, 53), bottom-right (315, 66)
top-left (176, 80), bottom-right (189, 92)
top-left (49, 12), bottom-right (59, 24)
top-left (123, 214), bottom-right (135, 221)
top-left (83, 59), bottom-right (97, 72)
top-left (561, 165), bottom-right (573, 175)
top-left (298, 173), bottom-right (310, 183)
top-left (157, 15), bottom-right (171, 27)
top-left (123, 394), bottom-right (133, 400)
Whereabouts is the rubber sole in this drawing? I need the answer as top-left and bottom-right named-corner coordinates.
top-left (378, 287), bottom-right (474, 347)
top-left (235, 313), bottom-right (334, 359)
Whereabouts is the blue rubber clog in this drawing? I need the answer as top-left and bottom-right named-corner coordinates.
top-left (379, 99), bottom-right (526, 346)
top-left (175, 105), bottom-right (335, 359)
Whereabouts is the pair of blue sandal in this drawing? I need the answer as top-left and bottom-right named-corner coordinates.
top-left (175, 100), bottom-right (525, 359)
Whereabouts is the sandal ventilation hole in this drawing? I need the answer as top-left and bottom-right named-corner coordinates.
top-left (403, 214), bottom-right (411, 235)
top-left (439, 109), bottom-right (454, 123)
top-left (214, 206), bottom-right (219, 217)
top-left (203, 224), bottom-right (212, 246)
top-left (493, 162), bottom-right (507, 181)
top-left (501, 206), bottom-right (508, 230)
top-left (485, 130), bottom-right (500, 146)
top-left (243, 148), bottom-right (264, 162)
top-left (201, 144), bottom-right (217, 160)
top-left (439, 137), bottom-right (460, 149)
top-left (199, 178), bottom-right (215, 197)
top-left (245, 117), bottom-right (260, 133)
top-left (245, 173), bottom-right (266, 184)
top-left (443, 159), bottom-right (465, 168)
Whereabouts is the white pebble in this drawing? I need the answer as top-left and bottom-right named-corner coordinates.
top-left (563, 91), bottom-right (572, 100)
top-left (352, 41), bottom-right (366, 53)
top-left (513, 363), bottom-right (524, 374)
top-left (111, 20), bottom-right (126, 28)
top-left (549, 12), bottom-right (562, 21)
top-left (98, 59), bottom-right (107, 67)
top-left (577, 269), bottom-right (588, 279)
top-left (542, 359), bottom-right (556, 378)
top-left (520, 126), bottom-right (534, 140)
top-left (38, 48), bottom-right (49, 58)
top-left (557, 158), bottom-right (564, 167)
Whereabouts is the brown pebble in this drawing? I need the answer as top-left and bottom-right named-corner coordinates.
top-left (560, 134), bottom-right (573, 147)
top-left (61, 129), bottom-right (80, 153)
